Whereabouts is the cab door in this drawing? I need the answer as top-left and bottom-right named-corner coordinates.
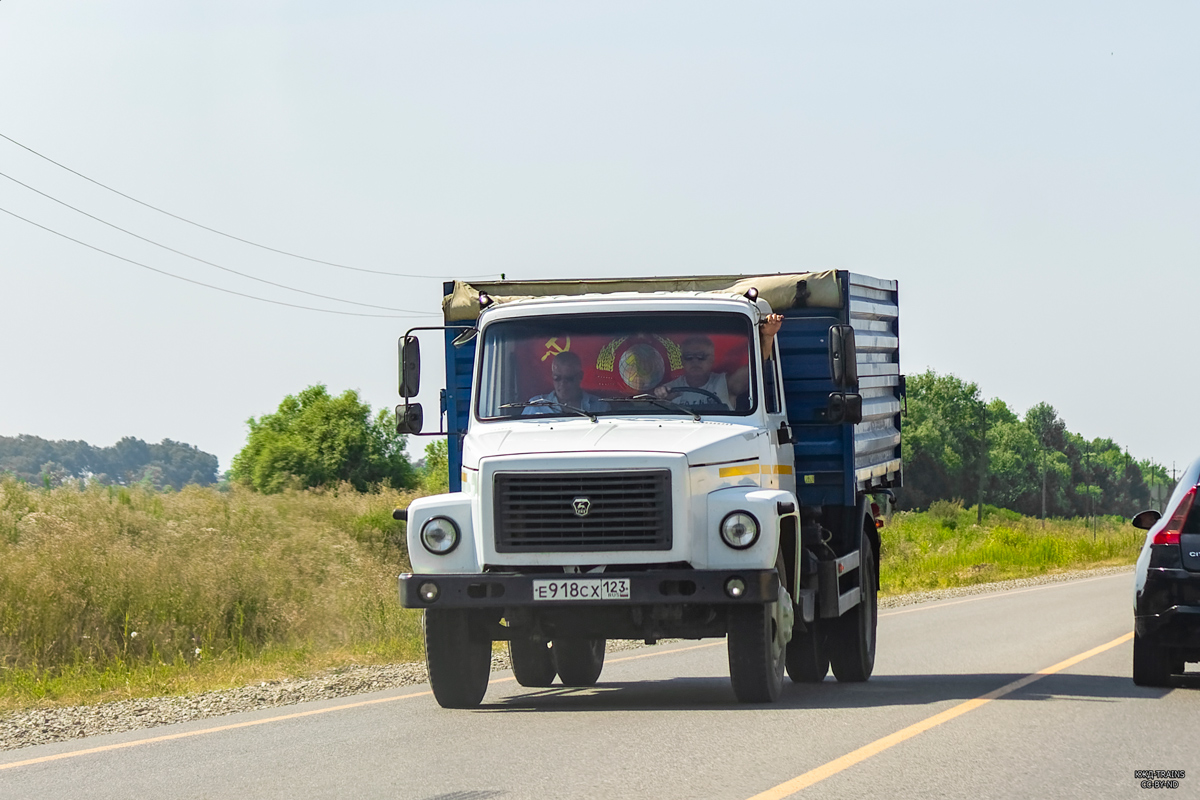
top-left (762, 336), bottom-right (796, 493)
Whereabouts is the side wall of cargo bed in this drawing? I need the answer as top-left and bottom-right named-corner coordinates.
top-left (778, 271), bottom-right (901, 510)
top-left (443, 307), bottom-right (474, 492)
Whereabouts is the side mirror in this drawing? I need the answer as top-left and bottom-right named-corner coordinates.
top-left (1132, 509), bottom-right (1162, 530)
top-left (399, 336), bottom-right (421, 398)
top-left (822, 392), bottom-right (863, 424)
top-left (829, 324), bottom-right (858, 388)
top-left (395, 403), bottom-right (423, 435)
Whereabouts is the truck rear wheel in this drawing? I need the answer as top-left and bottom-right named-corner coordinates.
top-left (1133, 631), bottom-right (1172, 687)
top-left (828, 532), bottom-right (877, 683)
top-left (553, 638), bottom-right (606, 686)
top-left (786, 618), bottom-right (829, 683)
top-left (424, 609), bottom-right (492, 708)
top-left (510, 638), bottom-right (557, 687)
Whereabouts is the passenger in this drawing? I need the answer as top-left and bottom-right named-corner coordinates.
top-left (654, 314), bottom-right (783, 408)
top-left (523, 351), bottom-right (610, 415)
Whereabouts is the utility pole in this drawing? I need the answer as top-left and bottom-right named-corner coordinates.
top-left (978, 401), bottom-right (987, 525)
top-left (1155, 460), bottom-right (1163, 512)
top-left (1086, 442), bottom-right (1095, 542)
top-left (1041, 446), bottom-right (1047, 530)
top-left (1124, 448), bottom-right (1130, 513)
top-left (1085, 441), bottom-right (1090, 530)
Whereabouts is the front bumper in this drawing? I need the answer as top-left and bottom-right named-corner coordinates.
top-left (399, 569), bottom-right (779, 609)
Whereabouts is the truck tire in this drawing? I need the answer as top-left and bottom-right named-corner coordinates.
top-left (828, 532), bottom-right (877, 683)
top-left (727, 601), bottom-right (787, 702)
top-left (424, 609), bottom-right (492, 708)
top-left (553, 638), bottom-right (606, 686)
top-left (1133, 631), bottom-right (1172, 687)
top-left (510, 638), bottom-right (557, 687)
top-left (786, 618), bottom-right (829, 683)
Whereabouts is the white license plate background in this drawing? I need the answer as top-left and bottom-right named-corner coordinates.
top-left (532, 578), bottom-right (631, 601)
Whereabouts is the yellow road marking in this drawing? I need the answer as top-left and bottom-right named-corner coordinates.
top-left (745, 631), bottom-right (1135, 800)
top-left (606, 641), bottom-right (722, 664)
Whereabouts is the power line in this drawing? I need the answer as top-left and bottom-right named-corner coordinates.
top-left (0, 131), bottom-right (495, 280)
top-left (0, 169), bottom-right (415, 313)
top-left (0, 204), bottom-right (439, 319)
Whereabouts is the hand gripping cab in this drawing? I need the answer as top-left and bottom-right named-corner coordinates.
top-left (395, 272), bottom-right (902, 707)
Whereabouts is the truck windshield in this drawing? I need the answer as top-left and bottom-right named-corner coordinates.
top-left (475, 312), bottom-right (758, 420)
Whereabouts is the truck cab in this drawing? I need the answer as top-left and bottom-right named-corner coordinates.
top-left (397, 273), bottom-right (901, 708)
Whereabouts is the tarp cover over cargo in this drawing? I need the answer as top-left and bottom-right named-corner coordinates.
top-left (441, 271), bottom-right (842, 322)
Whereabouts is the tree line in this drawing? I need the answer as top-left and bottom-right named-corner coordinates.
top-left (0, 434), bottom-right (219, 489)
top-left (5, 375), bottom-right (1176, 518)
top-left (3, 386), bottom-right (434, 495)
top-left (901, 369), bottom-right (1173, 517)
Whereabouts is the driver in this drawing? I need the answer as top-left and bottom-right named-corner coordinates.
top-left (523, 351), bottom-right (610, 415)
top-left (654, 314), bottom-right (783, 408)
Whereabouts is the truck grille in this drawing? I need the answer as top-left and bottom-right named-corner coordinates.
top-left (493, 470), bottom-right (672, 552)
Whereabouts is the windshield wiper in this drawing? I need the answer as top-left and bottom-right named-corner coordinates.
top-left (500, 400), bottom-right (597, 422)
top-left (606, 394), bottom-right (701, 422)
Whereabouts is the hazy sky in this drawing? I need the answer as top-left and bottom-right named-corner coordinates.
top-left (1, 2), bottom-right (1196, 476)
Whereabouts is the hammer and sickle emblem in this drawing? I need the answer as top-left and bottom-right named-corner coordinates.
top-left (541, 336), bottom-right (571, 361)
top-left (572, 497), bottom-right (591, 517)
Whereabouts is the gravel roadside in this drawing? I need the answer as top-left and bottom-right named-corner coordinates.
top-left (0, 565), bottom-right (1133, 752)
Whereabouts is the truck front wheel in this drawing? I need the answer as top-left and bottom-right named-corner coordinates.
top-left (425, 609), bottom-right (492, 708)
top-left (828, 532), bottom-right (877, 683)
top-left (727, 602), bottom-right (786, 702)
top-left (728, 558), bottom-right (791, 703)
top-left (553, 638), bottom-right (606, 686)
top-left (510, 638), bottom-right (557, 687)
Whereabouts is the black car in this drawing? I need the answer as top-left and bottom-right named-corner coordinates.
top-left (1132, 457), bottom-right (1200, 686)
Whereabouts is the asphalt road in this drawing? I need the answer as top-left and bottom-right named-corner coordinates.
top-left (3, 571), bottom-right (1195, 800)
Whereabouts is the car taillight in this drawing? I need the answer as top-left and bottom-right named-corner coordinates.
top-left (1154, 486), bottom-right (1197, 544)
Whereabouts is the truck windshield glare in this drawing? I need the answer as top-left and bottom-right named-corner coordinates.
top-left (476, 312), bottom-right (757, 420)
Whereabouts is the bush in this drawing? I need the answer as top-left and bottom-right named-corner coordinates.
top-left (927, 499), bottom-right (965, 530)
top-left (419, 439), bottom-right (450, 493)
top-left (231, 385), bottom-right (416, 493)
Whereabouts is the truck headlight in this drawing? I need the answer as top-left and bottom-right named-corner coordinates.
top-left (720, 511), bottom-right (759, 550)
top-left (420, 517), bottom-right (460, 554)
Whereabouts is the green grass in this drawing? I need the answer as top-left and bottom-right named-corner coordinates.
top-left (880, 500), bottom-right (1142, 594)
top-left (0, 482), bottom-right (1143, 712)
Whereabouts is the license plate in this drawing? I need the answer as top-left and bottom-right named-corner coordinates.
top-left (532, 578), bottom-right (631, 601)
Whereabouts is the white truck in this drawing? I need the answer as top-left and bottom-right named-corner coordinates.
top-left (395, 272), bottom-right (902, 707)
